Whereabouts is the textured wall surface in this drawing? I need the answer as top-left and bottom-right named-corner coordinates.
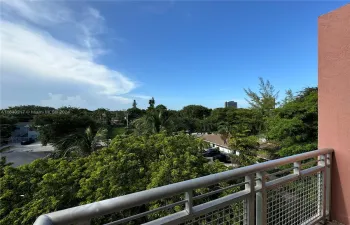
top-left (318, 4), bottom-right (350, 224)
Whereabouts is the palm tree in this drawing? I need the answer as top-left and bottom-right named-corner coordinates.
top-left (218, 123), bottom-right (230, 145)
top-left (133, 108), bottom-right (174, 135)
top-left (52, 127), bottom-right (107, 157)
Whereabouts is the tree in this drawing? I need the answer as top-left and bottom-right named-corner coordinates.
top-left (132, 100), bottom-right (137, 109)
top-left (127, 108), bottom-right (144, 122)
top-left (56, 106), bottom-right (91, 116)
top-left (0, 116), bottom-right (18, 143)
top-left (180, 105), bottom-right (211, 120)
top-left (33, 113), bottom-right (97, 146)
top-left (0, 157), bottom-right (12, 177)
top-left (148, 97), bottom-right (155, 110)
top-left (229, 133), bottom-right (259, 166)
top-left (0, 105), bottom-right (55, 122)
top-left (218, 123), bottom-right (230, 145)
top-left (132, 108), bottom-right (174, 135)
top-left (92, 108), bottom-right (111, 127)
top-left (199, 118), bottom-right (215, 133)
top-left (52, 126), bottom-right (107, 157)
top-left (155, 104), bottom-right (167, 111)
top-left (244, 77), bottom-right (279, 134)
top-left (205, 107), bottom-right (260, 135)
top-left (267, 87), bottom-right (318, 157)
top-left (0, 133), bottom-right (228, 225)
top-left (244, 77), bottom-right (279, 110)
top-left (281, 89), bottom-right (294, 106)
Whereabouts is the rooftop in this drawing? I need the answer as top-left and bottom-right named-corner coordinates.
top-left (201, 134), bottom-right (229, 148)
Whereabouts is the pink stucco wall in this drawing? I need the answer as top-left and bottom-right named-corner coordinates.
top-left (318, 4), bottom-right (350, 224)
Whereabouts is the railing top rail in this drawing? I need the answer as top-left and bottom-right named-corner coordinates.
top-left (34, 148), bottom-right (333, 225)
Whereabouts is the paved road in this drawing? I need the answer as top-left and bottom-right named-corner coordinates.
top-left (1, 151), bottom-right (50, 167)
top-left (1, 142), bottom-right (54, 167)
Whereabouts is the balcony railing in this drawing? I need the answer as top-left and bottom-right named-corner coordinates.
top-left (33, 148), bottom-right (333, 225)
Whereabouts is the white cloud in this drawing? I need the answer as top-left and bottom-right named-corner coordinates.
top-left (86, 7), bottom-right (104, 21)
top-left (129, 94), bottom-right (152, 100)
top-left (41, 93), bottom-right (88, 109)
top-left (107, 96), bottom-right (133, 104)
top-left (77, 6), bottom-right (107, 57)
top-left (0, 0), bottom-right (137, 109)
top-left (0, 21), bottom-right (135, 95)
top-left (0, 0), bottom-right (72, 26)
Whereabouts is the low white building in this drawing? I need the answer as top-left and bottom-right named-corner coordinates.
top-left (200, 134), bottom-right (239, 156)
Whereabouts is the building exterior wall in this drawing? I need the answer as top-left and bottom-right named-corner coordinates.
top-left (318, 4), bottom-right (350, 224)
top-left (206, 141), bottom-right (239, 155)
top-left (225, 101), bottom-right (238, 108)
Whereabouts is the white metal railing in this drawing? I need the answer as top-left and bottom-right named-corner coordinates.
top-left (33, 148), bottom-right (333, 225)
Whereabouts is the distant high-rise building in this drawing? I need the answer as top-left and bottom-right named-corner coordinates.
top-left (225, 101), bottom-right (238, 108)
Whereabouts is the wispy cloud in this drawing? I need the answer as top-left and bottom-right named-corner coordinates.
top-left (107, 96), bottom-right (133, 104)
top-left (129, 94), bottom-right (152, 100)
top-left (0, 0), bottom-right (72, 26)
top-left (0, 20), bottom-right (134, 95)
top-left (0, 0), bottom-right (136, 109)
top-left (78, 6), bottom-right (107, 57)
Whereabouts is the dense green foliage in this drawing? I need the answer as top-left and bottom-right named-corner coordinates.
top-left (0, 78), bottom-right (319, 224)
top-left (132, 106), bottom-right (175, 135)
top-left (0, 105), bottom-right (55, 122)
top-left (1, 84), bottom-right (318, 159)
top-left (180, 105), bottom-right (211, 119)
top-left (267, 87), bottom-right (318, 157)
top-left (229, 133), bottom-right (259, 166)
top-left (52, 127), bottom-right (108, 157)
top-left (33, 113), bottom-right (98, 146)
top-left (0, 116), bottom-right (18, 143)
top-left (0, 133), bottom-right (227, 225)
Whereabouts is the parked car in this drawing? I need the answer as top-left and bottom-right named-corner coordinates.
top-left (213, 153), bottom-right (231, 163)
top-left (202, 148), bottom-right (221, 157)
top-left (21, 138), bottom-right (35, 145)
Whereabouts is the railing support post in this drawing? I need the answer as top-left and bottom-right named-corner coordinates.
top-left (185, 190), bottom-right (193, 215)
top-left (325, 153), bottom-right (332, 220)
top-left (245, 174), bottom-right (255, 225)
top-left (318, 154), bottom-right (327, 222)
top-left (294, 161), bottom-right (301, 175)
top-left (256, 172), bottom-right (267, 225)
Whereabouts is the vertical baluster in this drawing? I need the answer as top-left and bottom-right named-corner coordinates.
top-left (256, 171), bottom-right (267, 225)
top-left (185, 190), bottom-right (193, 215)
top-left (245, 174), bottom-right (255, 225)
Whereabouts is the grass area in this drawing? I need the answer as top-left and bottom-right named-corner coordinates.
top-left (108, 127), bottom-right (126, 139)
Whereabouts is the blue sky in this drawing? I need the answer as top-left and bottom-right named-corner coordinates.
top-left (0, 1), bottom-right (347, 110)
